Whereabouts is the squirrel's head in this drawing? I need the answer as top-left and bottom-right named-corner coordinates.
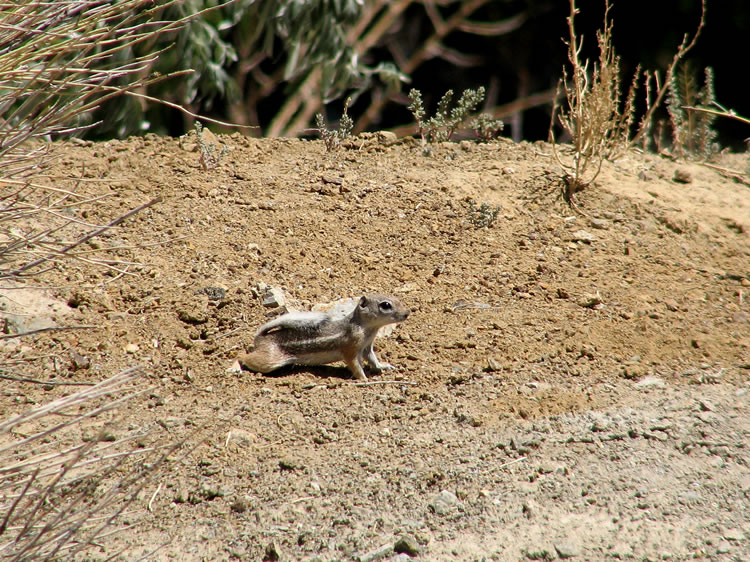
top-left (357, 294), bottom-right (409, 327)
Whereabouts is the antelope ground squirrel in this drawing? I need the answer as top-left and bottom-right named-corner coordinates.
top-left (238, 294), bottom-right (409, 380)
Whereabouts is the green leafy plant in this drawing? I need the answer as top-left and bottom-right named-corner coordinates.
top-left (193, 121), bottom-right (229, 170)
top-left (470, 113), bottom-right (505, 141)
top-left (408, 87), bottom-right (486, 145)
top-left (314, 97), bottom-right (354, 152)
top-left (466, 199), bottom-right (501, 229)
top-left (668, 64), bottom-right (718, 158)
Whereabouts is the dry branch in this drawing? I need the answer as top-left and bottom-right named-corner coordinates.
top-left (0, 367), bottom-right (182, 560)
top-left (1, 197), bottom-right (162, 281)
top-left (0, 1), bottom-right (248, 286)
top-left (627, 0), bottom-right (706, 151)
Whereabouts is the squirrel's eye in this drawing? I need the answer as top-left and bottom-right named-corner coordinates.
top-left (379, 301), bottom-right (393, 311)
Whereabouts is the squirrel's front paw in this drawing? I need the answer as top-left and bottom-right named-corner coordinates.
top-left (372, 362), bottom-right (395, 373)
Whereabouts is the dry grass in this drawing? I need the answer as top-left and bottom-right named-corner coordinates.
top-left (0, 0), bottom-right (241, 284)
top-left (549, 0), bottom-right (706, 205)
top-left (0, 368), bottom-right (181, 560)
top-left (550, 0), bottom-right (622, 202)
top-left (0, 3), bottom-right (224, 557)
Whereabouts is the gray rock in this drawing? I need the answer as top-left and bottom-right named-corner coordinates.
top-left (722, 528), bottom-right (746, 541)
top-left (430, 490), bottom-right (458, 515)
top-left (357, 543), bottom-right (393, 562)
top-left (699, 400), bottom-right (714, 412)
top-left (279, 457), bottom-right (303, 471)
top-left (263, 540), bottom-right (282, 561)
top-left (0, 285), bottom-right (71, 336)
top-left (677, 491), bottom-right (702, 505)
top-left (69, 348), bottom-right (91, 370)
top-left (673, 169), bottom-right (693, 183)
top-left (716, 540), bottom-right (731, 554)
top-left (588, 217), bottom-right (609, 229)
top-left (486, 358), bottom-right (503, 372)
top-left (230, 497), bottom-right (250, 513)
top-left (262, 287), bottom-right (286, 308)
top-left (571, 229), bottom-right (597, 243)
top-left (555, 542), bottom-right (579, 558)
top-left (377, 131), bottom-right (398, 144)
top-left (634, 376), bottom-right (666, 389)
top-left (578, 292), bottom-right (603, 308)
top-left (394, 534), bottom-right (420, 556)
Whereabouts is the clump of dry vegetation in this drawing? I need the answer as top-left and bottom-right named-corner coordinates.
top-left (668, 65), bottom-right (717, 158)
top-left (0, 0), bottom-right (164, 282)
top-left (550, 0), bottom-right (621, 200)
top-left (0, 369), bottom-right (179, 560)
top-left (0, 1), bottom-right (216, 555)
top-left (550, 0), bottom-right (706, 205)
top-left (0, 0), bottom-right (236, 282)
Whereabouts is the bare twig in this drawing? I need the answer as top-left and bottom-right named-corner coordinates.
top-left (0, 373), bottom-right (94, 386)
top-left (0, 367), bottom-right (190, 560)
top-left (490, 456), bottom-right (528, 472)
top-left (682, 105), bottom-right (750, 126)
top-left (347, 380), bottom-right (418, 387)
top-left (627, 0), bottom-right (706, 150)
top-left (147, 483), bottom-right (162, 513)
top-left (0, 325), bottom-right (100, 340)
top-left (701, 163), bottom-right (750, 186)
top-left (1, 197), bottom-right (162, 280)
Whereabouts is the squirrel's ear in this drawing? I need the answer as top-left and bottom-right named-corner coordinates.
top-left (358, 296), bottom-right (368, 308)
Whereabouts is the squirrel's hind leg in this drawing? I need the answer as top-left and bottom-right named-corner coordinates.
top-left (237, 338), bottom-right (292, 373)
top-left (343, 349), bottom-right (368, 381)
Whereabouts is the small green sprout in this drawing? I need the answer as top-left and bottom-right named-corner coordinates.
top-left (466, 198), bottom-right (501, 229)
top-left (193, 121), bottom-right (227, 171)
top-left (470, 113), bottom-right (504, 141)
top-left (408, 87), bottom-right (487, 145)
top-left (314, 97), bottom-right (354, 152)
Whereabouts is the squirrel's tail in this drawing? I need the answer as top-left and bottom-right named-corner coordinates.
top-left (237, 338), bottom-right (290, 373)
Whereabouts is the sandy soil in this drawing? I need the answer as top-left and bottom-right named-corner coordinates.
top-left (1, 132), bottom-right (749, 561)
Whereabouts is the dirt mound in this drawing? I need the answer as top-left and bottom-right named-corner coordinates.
top-left (2, 134), bottom-right (748, 560)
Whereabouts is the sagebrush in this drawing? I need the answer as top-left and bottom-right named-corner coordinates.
top-left (408, 87), bottom-right (489, 145)
top-left (314, 98), bottom-right (355, 152)
top-left (549, 0), bottom-right (706, 205)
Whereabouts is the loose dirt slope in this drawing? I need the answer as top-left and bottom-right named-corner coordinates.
top-left (2, 133), bottom-right (749, 560)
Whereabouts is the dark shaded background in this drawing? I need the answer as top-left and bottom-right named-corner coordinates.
top-left (352, 0), bottom-right (747, 150)
top-left (129, 0), bottom-right (747, 150)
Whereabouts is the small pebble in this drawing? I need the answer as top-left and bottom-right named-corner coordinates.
top-left (430, 490), bottom-right (458, 515)
top-left (673, 169), bottom-right (693, 183)
top-left (262, 287), bottom-right (286, 308)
